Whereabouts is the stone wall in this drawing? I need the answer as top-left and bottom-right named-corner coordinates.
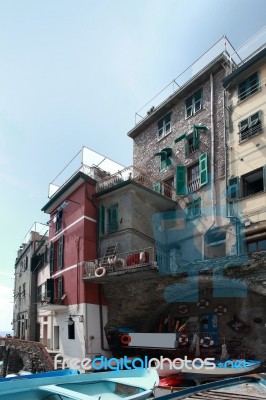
top-left (0, 338), bottom-right (53, 376)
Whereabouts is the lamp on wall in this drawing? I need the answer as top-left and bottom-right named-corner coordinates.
top-left (67, 315), bottom-right (84, 325)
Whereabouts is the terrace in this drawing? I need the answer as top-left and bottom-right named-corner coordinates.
top-left (82, 246), bottom-right (158, 282)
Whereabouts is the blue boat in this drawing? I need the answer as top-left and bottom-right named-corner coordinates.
top-left (0, 368), bottom-right (159, 400)
top-left (0, 368), bottom-right (79, 382)
top-left (155, 374), bottom-right (266, 399)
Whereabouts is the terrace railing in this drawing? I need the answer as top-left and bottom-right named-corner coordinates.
top-left (82, 246), bottom-right (157, 279)
top-left (96, 165), bottom-right (176, 201)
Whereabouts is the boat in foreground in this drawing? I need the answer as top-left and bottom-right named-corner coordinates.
top-left (0, 368), bottom-right (159, 400)
top-left (155, 374), bottom-right (266, 399)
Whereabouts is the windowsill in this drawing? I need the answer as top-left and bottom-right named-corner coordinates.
top-left (237, 86), bottom-right (261, 105)
top-left (157, 130), bottom-right (172, 142)
top-left (185, 107), bottom-right (204, 121)
top-left (240, 190), bottom-right (265, 200)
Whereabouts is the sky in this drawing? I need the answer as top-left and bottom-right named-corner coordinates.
top-left (0, 0), bottom-right (265, 332)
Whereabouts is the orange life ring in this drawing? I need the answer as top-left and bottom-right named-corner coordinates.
top-left (178, 334), bottom-right (189, 346)
top-left (120, 334), bottom-right (131, 345)
top-left (95, 267), bottom-right (106, 278)
top-left (200, 336), bottom-right (214, 348)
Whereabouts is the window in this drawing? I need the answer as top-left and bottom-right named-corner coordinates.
top-left (185, 89), bottom-right (202, 118)
top-left (242, 167), bottom-right (264, 197)
top-left (107, 205), bottom-right (118, 234)
top-left (186, 198), bottom-right (201, 220)
top-left (22, 283), bottom-right (26, 299)
top-left (246, 237), bottom-right (266, 252)
top-left (49, 236), bottom-right (64, 273)
top-left (176, 153), bottom-right (208, 195)
top-left (154, 148), bottom-right (172, 172)
top-left (68, 322), bottom-right (75, 340)
top-left (239, 111), bottom-right (262, 141)
top-left (162, 177), bottom-right (174, 198)
top-left (185, 130), bottom-right (199, 155)
top-left (238, 72), bottom-right (259, 101)
top-left (55, 210), bottom-right (63, 233)
top-left (157, 112), bottom-right (172, 139)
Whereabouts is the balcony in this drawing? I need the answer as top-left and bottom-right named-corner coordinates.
top-left (187, 176), bottom-right (200, 193)
top-left (82, 246), bottom-right (158, 282)
top-left (37, 290), bottom-right (68, 311)
top-left (239, 123), bottom-right (263, 142)
top-left (96, 166), bottom-right (176, 201)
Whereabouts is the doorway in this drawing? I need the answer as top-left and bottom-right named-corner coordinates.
top-left (54, 326), bottom-right (59, 350)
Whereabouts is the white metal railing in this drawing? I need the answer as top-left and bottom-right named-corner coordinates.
top-left (82, 247), bottom-right (156, 278)
top-left (96, 165), bottom-right (175, 200)
top-left (187, 177), bottom-right (200, 193)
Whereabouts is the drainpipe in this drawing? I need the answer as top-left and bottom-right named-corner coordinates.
top-left (210, 73), bottom-right (216, 225)
top-left (98, 285), bottom-right (109, 352)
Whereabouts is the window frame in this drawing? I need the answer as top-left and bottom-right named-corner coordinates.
top-left (55, 210), bottom-right (63, 233)
top-left (185, 89), bottom-right (203, 119)
top-left (186, 197), bottom-right (201, 220)
top-left (238, 111), bottom-right (262, 142)
top-left (157, 112), bottom-right (172, 140)
top-left (238, 72), bottom-right (259, 102)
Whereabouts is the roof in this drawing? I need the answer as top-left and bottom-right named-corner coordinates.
top-left (42, 171), bottom-right (96, 214)
top-left (127, 53), bottom-right (228, 139)
top-left (222, 47), bottom-right (266, 88)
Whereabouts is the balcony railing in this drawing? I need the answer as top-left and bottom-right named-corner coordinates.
top-left (239, 123), bottom-right (262, 142)
top-left (96, 166), bottom-right (176, 201)
top-left (187, 177), bottom-right (200, 193)
top-left (37, 291), bottom-right (67, 306)
top-left (82, 246), bottom-right (157, 279)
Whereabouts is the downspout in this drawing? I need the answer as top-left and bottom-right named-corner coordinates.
top-left (98, 284), bottom-right (109, 351)
top-left (210, 72), bottom-right (216, 225)
top-left (202, 73), bottom-right (216, 259)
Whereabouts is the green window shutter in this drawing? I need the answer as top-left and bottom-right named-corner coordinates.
top-left (99, 204), bottom-right (105, 235)
top-left (184, 140), bottom-right (189, 157)
top-left (199, 153), bottom-right (208, 187)
top-left (58, 236), bottom-right (64, 270)
top-left (46, 278), bottom-right (54, 303)
top-left (174, 133), bottom-right (186, 143)
top-left (49, 242), bottom-right (54, 273)
top-left (153, 182), bottom-right (161, 193)
top-left (193, 127), bottom-right (199, 150)
top-left (58, 276), bottom-right (63, 299)
top-left (160, 159), bottom-right (167, 171)
top-left (227, 177), bottom-right (239, 201)
top-left (108, 205), bottom-right (118, 234)
top-left (176, 166), bottom-right (186, 195)
top-left (263, 166), bottom-right (266, 192)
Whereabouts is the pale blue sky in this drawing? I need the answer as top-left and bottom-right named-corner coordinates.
top-left (0, 0), bottom-right (265, 331)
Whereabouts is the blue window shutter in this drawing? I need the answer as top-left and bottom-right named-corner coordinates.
top-left (199, 153), bottom-right (208, 186)
top-left (49, 242), bottom-right (54, 273)
top-left (176, 166), bottom-right (186, 195)
top-left (227, 177), bottom-right (239, 201)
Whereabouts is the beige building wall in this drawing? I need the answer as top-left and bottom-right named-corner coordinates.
top-left (227, 61), bottom-right (266, 226)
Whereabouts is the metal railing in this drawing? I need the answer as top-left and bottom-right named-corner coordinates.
top-left (82, 246), bottom-right (157, 278)
top-left (96, 165), bottom-right (176, 200)
top-left (187, 177), bottom-right (200, 193)
top-left (239, 123), bottom-right (263, 142)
